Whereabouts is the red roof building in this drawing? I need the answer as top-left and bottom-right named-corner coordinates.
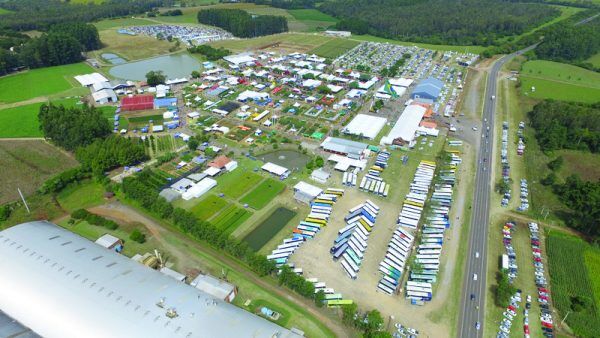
top-left (121, 95), bottom-right (154, 111)
top-left (208, 155), bottom-right (231, 169)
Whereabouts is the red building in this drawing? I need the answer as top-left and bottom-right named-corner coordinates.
top-left (120, 95), bottom-right (154, 111)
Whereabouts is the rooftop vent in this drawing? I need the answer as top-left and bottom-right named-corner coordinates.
top-left (166, 308), bottom-right (178, 319)
top-left (156, 297), bottom-right (166, 308)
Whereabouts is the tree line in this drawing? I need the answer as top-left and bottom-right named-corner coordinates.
top-left (320, 0), bottom-right (560, 46)
top-left (0, 0), bottom-right (167, 31)
top-left (246, 0), bottom-right (317, 9)
top-left (188, 45), bottom-right (231, 61)
top-left (197, 8), bottom-right (288, 38)
top-left (0, 22), bottom-right (101, 76)
top-left (554, 175), bottom-right (600, 237)
top-left (528, 100), bottom-right (600, 154)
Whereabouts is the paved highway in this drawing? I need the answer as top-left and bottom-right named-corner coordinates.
top-left (457, 45), bottom-right (536, 338)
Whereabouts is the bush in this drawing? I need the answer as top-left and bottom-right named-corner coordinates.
top-left (129, 229), bottom-right (146, 243)
top-left (0, 205), bottom-right (11, 221)
top-left (71, 209), bottom-right (118, 230)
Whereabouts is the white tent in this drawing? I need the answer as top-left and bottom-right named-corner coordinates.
top-left (182, 178), bottom-right (217, 200)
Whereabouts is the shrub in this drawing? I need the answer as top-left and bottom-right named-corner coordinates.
top-left (129, 229), bottom-right (146, 243)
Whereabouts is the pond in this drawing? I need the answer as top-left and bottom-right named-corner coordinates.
top-left (258, 150), bottom-right (310, 171)
top-left (109, 54), bottom-right (201, 81)
top-left (101, 53), bottom-right (126, 65)
top-left (243, 207), bottom-right (297, 251)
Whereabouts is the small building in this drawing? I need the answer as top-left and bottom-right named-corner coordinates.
top-left (121, 95), bottom-right (154, 111)
top-left (311, 168), bottom-right (330, 184)
top-left (320, 137), bottom-right (368, 160)
top-left (411, 77), bottom-right (444, 101)
top-left (262, 162), bottom-right (290, 179)
top-left (293, 181), bottom-right (323, 204)
top-left (191, 274), bottom-right (237, 303)
top-left (209, 156), bottom-right (232, 170)
top-left (181, 177), bottom-right (217, 200)
top-left (159, 188), bottom-right (180, 202)
top-left (342, 114), bottom-right (387, 140)
top-left (74, 72), bottom-right (109, 87)
top-left (94, 234), bottom-right (123, 252)
top-left (154, 97), bottom-right (177, 109)
top-left (224, 53), bottom-right (256, 67)
top-left (170, 178), bottom-right (195, 193)
top-left (159, 267), bottom-right (187, 282)
top-left (203, 166), bottom-right (222, 177)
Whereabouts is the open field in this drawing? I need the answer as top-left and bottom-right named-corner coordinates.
top-left (520, 60), bottom-right (600, 103)
top-left (350, 34), bottom-right (486, 54)
top-left (92, 29), bottom-right (180, 62)
top-left (190, 194), bottom-right (229, 220)
top-left (93, 17), bottom-right (155, 31)
top-left (0, 140), bottom-right (78, 204)
top-left (208, 33), bottom-right (337, 54)
top-left (586, 52), bottom-right (600, 67)
top-left (556, 150), bottom-right (600, 182)
top-left (216, 170), bottom-right (264, 199)
top-left (0, 63), bottom-right (93, 104)
top-left (0, 103), bottom-right (43, 138)
top-left (211, 204), bottom-right (253, 234)
top-left (546, 230), bottom-right (600, 337)
top-left (288, 9), bottom-right (337, 22)
top-left (240, 178), bottom-right (285, 210)
top-left (57, 180), bottom-right (106, 213)
top-left (309, 39), bottom-right (360, 59)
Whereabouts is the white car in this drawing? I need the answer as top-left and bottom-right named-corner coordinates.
top-left (472, 126), bottom-right (478, 131)
top-left (473, 274), bottom-right (478, 281)
top-left (475, 252), bottom-right (480, 258)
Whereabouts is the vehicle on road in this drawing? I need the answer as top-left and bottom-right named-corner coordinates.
top-left (475, 252), bottom-right (480, 258)
top-left (475, 322), bottom-right (481, 330)
top-left (473, 274), bottom-right (478, 281)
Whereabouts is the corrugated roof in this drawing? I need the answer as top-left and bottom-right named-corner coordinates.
top-left (0, 221), bottom-right (299, 338)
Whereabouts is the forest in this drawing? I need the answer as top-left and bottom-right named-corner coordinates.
top-left (554, 175), bottom-right (600, 237)
top-left (197, 8), bottom-right (288, 38)
top-left (188, 45), bottom-right (231, 61)
top-left (0, 0), bottom-right (166, 31)
top-left (529, 100), bottom-right (600, 153)
top-left (0, 22), bottom-right (101, 75)
top-left (534, 18), bottom-right (600, 66)
top-left (319, 0), bottom-right (560, 46)
top-left (76, 136), bottom-right (148, 175)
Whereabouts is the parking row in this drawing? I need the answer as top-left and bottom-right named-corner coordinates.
top-left (529, 222), bottom-right (555, 338)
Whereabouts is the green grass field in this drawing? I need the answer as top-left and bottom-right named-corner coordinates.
top-left (57, 180), bottom-right (105, 212)
top-left (216, 170), bottom-right (264, 199)
top-left (0, 63), bottom-right (93, 104)
top-left (211, 204), bottom-right (253, 234)
top-left (350, 34), bottom-right (486, 54)
top-left (93, 17), bottom-right (155, 31)
top-left (190, 194), bottom-right (229, 220)
top-left (556, 150), bottom-right (600, 182)
top-left (288, 9), bottom-right (337, 22)
top-left (586, 52), bottom-right (600, 67)
top-left (520, 60), bottom-right (600, 103)
top-left (240, 178), bottom-right (285, 210)
top-left (0, 7), bottom-right (12, 14)
top-left (309, 39), bottom-right (360, 59)
top-left (547, 231), bottom-right (600, 337)
top-left (91, 29), bottom-right (180, 62)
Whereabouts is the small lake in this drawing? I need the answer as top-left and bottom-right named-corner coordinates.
top-left (109, 54), bottom-right (201, 81)
top-left (259, 150), bottom-right (310, 171)
top-left (101, 53), bottom-right (126, 65)
top-left (243, 207), bottom-right (297, 251)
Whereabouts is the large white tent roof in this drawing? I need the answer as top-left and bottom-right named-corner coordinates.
top-left (0, 221), bottom-right (298, 338)
top-left (381, 104), bottom-right (427, 145)
top-left (342, 114), bottom-right (387, 140)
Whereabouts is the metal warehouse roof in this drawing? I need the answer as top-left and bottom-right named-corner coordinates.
top-left (411, 77), bottom-right (444, 100)
top-left (321, 137), bottom-right (368, 158)
top-left (0, 221), bottom-right (299, 338)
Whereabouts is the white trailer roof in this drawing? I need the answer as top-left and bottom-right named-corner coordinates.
top-left (0, 221), bottom-right (298, 338)
top-left (293, 181), bottom-right (323, 198)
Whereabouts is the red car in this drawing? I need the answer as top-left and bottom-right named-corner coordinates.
top-left (534, 257), bottom-right (542, 262)
top-left (542, 322), bottom-right (553, 329)
top-left (524, 326), bottom-right (530, 334)
top-left (508, 305), bottom-right (516, 311)
top-left (538, 287), bottom-right (548, 292)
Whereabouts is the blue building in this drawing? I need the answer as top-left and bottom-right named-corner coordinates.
top-left (411, 77), bottom-right (444, 101)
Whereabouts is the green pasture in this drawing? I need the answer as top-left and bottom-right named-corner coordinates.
top-left (57, 180), bottom-right (105, 212)
top-left (309, 39), bottom-right (360, 59)
top-left (0, 63), bottom-right (93, 104)
top-left (190, 194), bottom-right (229, 220)
top-left (586, 53), bottom-right (600, 67)
top-left (546, 231), bottom-right (600, 337)
top-left (288, 9), bottom-right (337, 22)
top-left (216, 170), bottom-right (264, 199)
top-left (240, 178), bottom-right (285, 210)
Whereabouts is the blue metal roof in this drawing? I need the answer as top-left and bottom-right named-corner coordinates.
top-left (411, 77), bottom-right (444, 100)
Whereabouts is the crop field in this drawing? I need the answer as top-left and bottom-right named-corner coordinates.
top-left (137, 169), bottom-right (172, 190)
top-left (240, 178), bottom-right (285, 210)
top-left (209, 33), bottom-right (336, 53)
top-left (309, 39), bottom-right (360, 59)
top-left (0, 63), bottom-right (93, 104)
top-left (0, 140), bottom-right (79, 203)
top-left (190, 194), bottom-right (229, 220)
top-left (520, 60), bottom-right (600, 103)
top-left (211, 204), bottom-right (253, 234)
top-left (546, 231), bottom-right (600, 337)
top-left (57, 180), bottom-right (105, 212)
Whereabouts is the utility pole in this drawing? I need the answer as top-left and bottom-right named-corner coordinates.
top-left (17, 188), bottom-right (30, 214)
top-left (560, 310), bottom-right (571, 327)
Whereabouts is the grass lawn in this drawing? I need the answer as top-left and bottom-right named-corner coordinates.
top-left (127, 114), bottom-right (164, 124)
top-left (248, 299), bottom-right (291, 326)
top-left (93, 17), bottom-right (155, 31)
top-left (350, 34), bottom-right (486, 54)
top-left (0, 103), bottom-right (43, 137)
top-left (240, 178), bottom-right (285, 210)
top-left (288, 9), bottom-right (337, 22)
top-left (546, 230), bottom-right (600, 337)
top-left (211, 204), bottom-right (253, 234)
top-left (209, 33), bottom-right (336, 53)
top-left (0, 63), bottom-right (94, 104)
top-left (0, 193), bottom-right (65, 230)
top-left (309, 38), bottom-right (360, 59)
top-left (57, 180), bottom-right (105, 212)
top-left (586, 52), bottom-right (600, 68)
top-left (92, 29), bottom-right (180, 62)
top-left (520, 60), bottom-right (600, 103)
top-left (190, 194), bottom-right (229, 220)
top-left (216, 170), bottom-right (264, 199)
top-left (0, 140), bottom-right (78, 204)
